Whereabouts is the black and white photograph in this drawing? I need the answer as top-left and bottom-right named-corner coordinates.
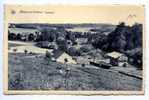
top-left (7, 22), bottom-right (143, 91)
top-left (4, 5), bottom-right (145, 95)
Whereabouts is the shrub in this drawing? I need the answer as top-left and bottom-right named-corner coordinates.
top-left (29, 52), bottom-right (33, 55)
top-left (80, 45), bottom-right (93, 53)
top-left (13, 48), bottom-right (17, 52)
top-left (24, 49), bottom-right (28, 54)
top-left (81, 63), bottom-right (85, 67)
top-left (45, 51), bottom-right (51, 59)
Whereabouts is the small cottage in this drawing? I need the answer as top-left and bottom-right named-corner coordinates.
top-left (106, 51), bottom-right (128, 66)
top-left (52, 50), bottom-right (77, 64)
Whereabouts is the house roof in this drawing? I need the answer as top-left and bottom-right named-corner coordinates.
top-left (52, 49), bottom-right (65, 59)
top-left (107, 51), bottom-right (123, 59)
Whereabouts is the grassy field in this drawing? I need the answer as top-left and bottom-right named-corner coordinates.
top-left (8, 40), bottom-right (142, 90)
top-left (8, 28), bottom-right (39, 35)
top-left (8, 52), bottom-right (142, 90)
top-left (8, 41), bottom-right (52, 54)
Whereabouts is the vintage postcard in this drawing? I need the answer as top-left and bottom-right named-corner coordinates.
top-left (3, 5), bottom-right (145, 95)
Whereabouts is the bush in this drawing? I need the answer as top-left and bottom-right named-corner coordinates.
top-left (24, 49), bottom-right (28, 54)
top-left (81, 64), bottom-right (85, 67)
top-left (80, 45), bottom-right (93, 53)
top-left (16, 33), bottom-right (22, 40)
top-left (29, 52), bottom-right (33, 55)
top-left (8, 33), bottom-right (17, 40)
top-left (45, 51), bottom-right (51, 59)
top-left (67, 47), bottom-right (77, 56)
top-left (13, 48), bottom-right (17, 52)
top-left (28, 33), bottom-right (34, 41)
top-left (56, 37), bottom-right (68, 51)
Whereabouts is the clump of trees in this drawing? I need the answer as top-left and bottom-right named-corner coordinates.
top-left (126, 48), bottom-right (142, 69)
top-left (8, 33), bottom-right (17, 40)
top-left (92, 22), bottom-right (142, 52)
top-left (40, 28), bottom-right (57, 42)
top-left (67, 46), bottom-right (82, 56)
top-left (56, 37), bottom-right (68, 51)
top-left (107, 22), bottom-right (142, 52)
top-left (91, 22), bottom-right (143, 68)
top-left (79, 45), bottom-right (94, 53)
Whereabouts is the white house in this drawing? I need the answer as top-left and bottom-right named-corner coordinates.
top-left (52, 50), bottom-right (77, 64)
top-left (106, 51), bottom-right (128, 66)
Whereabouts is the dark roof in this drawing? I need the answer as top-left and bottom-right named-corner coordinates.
top-left (52, 49), bottom-right (65, 59)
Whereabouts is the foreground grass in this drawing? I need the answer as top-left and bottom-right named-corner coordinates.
top-left (8, 53), bottom-right (142, 90)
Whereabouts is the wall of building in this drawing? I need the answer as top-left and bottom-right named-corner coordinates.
top-left (56, 53), bottom-right (77, 64)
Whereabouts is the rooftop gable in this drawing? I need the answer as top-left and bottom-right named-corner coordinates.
top-left (107, 51), bottom-right (123, 59)
top-left (52, 49), bottom-right (65, 59)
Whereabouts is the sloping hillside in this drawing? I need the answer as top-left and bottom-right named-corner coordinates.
top-left (9, 53), bottom-right (142, 90)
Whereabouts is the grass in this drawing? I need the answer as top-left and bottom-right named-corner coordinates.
top-left (8, 41), bottom-right (51, 54)
top-left (8, 42), bottom-right (23, 47)
top-left (8, 53), bottom-right (142, 90)
top-left (8, 40), bottom-right (142, 90)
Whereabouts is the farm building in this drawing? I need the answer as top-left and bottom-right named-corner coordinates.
top-left (106, 51), bottom-right (128, 66)
top-left (52, 50), bottom-right (77, 64)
